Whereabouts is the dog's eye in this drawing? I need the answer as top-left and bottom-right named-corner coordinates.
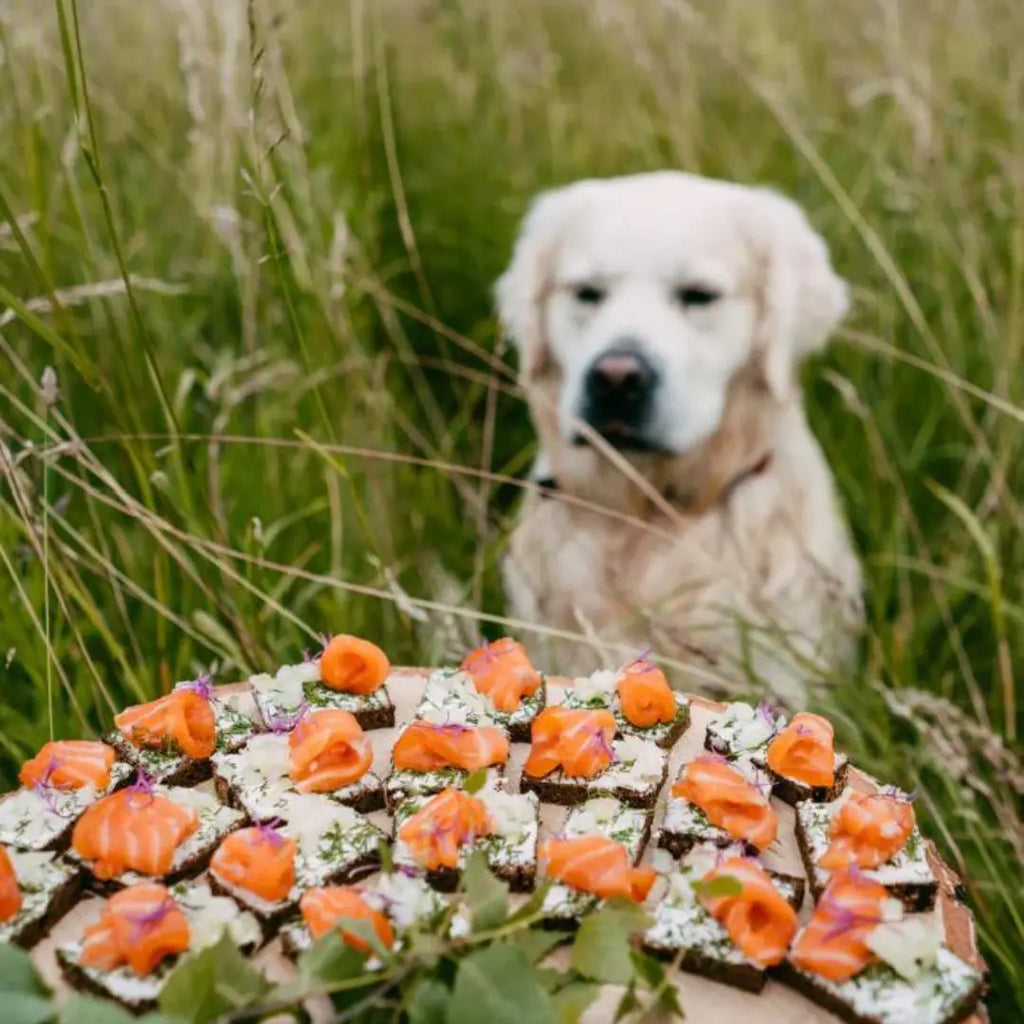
top-left (573, 283), bottom-right (606, 305)
top-left (675, 285), bottom-right (720, 308)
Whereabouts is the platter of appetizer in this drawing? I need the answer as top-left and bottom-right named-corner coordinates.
top-left (2, 635), bottom-right (987, 1023)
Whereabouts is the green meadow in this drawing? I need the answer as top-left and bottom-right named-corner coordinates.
top-left (0, 0), bottom-right (1020, 1015)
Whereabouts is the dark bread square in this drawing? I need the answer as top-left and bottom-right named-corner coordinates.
top-left (252, 674), bottom-right (395, 733)
top-left (794, 798), bottom-right (937, 912)
top-left (773, 956), bottom-right (986, 1024)
top-left (384, 762), bottom-right (506, 813)
top-left (0, 854), bottom-right (83, 949)
top-left (753, 753), bottom-right (850, 805)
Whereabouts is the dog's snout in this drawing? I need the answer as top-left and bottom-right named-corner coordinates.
top-left (585, 345), bottom-right (657, 404)
top-left (579, 344), bottom-right (659, 446)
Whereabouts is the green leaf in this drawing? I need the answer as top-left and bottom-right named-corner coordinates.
top-left (630, 952), bottom-right (683, 1016)
top-left (570, 902), bottom-right (650, 986)
top-left (377, 838), bottom-right (394, 874)
top-left (0, 945), bottom-right (52, 1024)
top-left (297, 932), bottom-right (368, 991)
top-left (3, 995), bottom-right (53, 1024)
top-left (406, 977), bottom-right (450, 1024)
top-left (506, 878), bottom-right (553, 924)
top-left (462, 851), bottom-right (509, 932)
top-left (511, 928), bottom-right (569, 964)
top-left (0, 943), bottom-right (50, 995)
top-left (61, 995), bottom-right (178, 1024)
top-left (552, 981), bottom-right (601, 1024)
top-left (463, 769), bottom-right (488, 794)
top-left (446, 945), bottom-right (555, 1024)
top-left (158, 932), bottom-right (269, 1024)
top-left (614, 981), bottom-right (640, 1021)
top-left (690, 874), bottom-right (743, 900)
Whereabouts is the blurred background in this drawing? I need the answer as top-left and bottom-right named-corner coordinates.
top-left (0, 0), bottom-right (1021, 1014)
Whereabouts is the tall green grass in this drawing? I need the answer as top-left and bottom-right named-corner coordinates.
top-left (0, 0), bottom-right (1021, 1015)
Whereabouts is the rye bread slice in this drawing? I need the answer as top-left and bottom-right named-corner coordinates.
top-left (640, 850), bottom-right (804, 993)
top-left (794, 797), bottom-right (937, 912)
top-left (392, 788), bottom-right (539, 893)
top-left (520, 737), bottom-right (668, 810)
top-left (384, 762), bottom-right (506, 813)
top-left (540, 800), bottom-right (655, 930)
top-left (252, 674), bottom-right (395, 734)
top-left (752, 752), bottom-right (850, 805)
top-left (773, 952), bottom-right (986, 1024)
top-left (0, 853), bottom-right (83, 949)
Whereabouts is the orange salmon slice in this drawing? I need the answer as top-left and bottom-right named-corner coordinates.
top-left (698, 857), bottom-right (798, 967)
top-left (210, 825), bottom-right (296, 902)
top-left (115, 690), bottom-right (216, 760)
top-left (79, 883), bottom-right (190, 975)
top-left (540, 835), bottom-right (655, 902)
top-left (522, 707), bottom-right (616, 780)
top-left (319, 635), bottom-right (390, 695)
top-left (461, 638), bottom-right (541, 713)
top-left (392, 721), bottom-right (509, 773)
top-left (819, 792), bottom-right (915, 870)
top-left (765, 712), bottom-right (836, 788)
top-left (289, 709), bottom-right (373, 792)
top-left (71, 785), bottom-right (199, 880)
top-left (19, 740), bottom-right (116, 792)
top-left (672, 756), bottom-right (778, 850)
top-left (301, 885), bottom-right (394, 950)
top-left (397, 788), bottom-right (492, 870)
top-left (0, 845), bottom-right (22, 923)
top-left (617, 660), bottom-right (676, 727)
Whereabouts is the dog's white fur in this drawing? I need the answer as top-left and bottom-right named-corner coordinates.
top-left (497, 172), bottom-right (863, 705)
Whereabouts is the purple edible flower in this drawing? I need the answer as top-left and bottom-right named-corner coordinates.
top-left (125, 769), bottom-right (156, 806)
top-left (433, 722), bottom-right (471, 736)
top-left (253, 818), bottom-right (287, 846)
top-left (267, 702), bottom-right (309, 734)
top-left (31, 756), bottom-right (76, 818)
top-left (756, 700), bottom-right (777, 726)
top-left (126, 897), bottom-right (176, 937)
top-left (880, 785), bottom-right (917, 804)
top-left (180, 673), bottom-right (213, 701)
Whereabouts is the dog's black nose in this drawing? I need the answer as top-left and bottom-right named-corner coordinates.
top-left (582, 345), bottom-right (658, 439)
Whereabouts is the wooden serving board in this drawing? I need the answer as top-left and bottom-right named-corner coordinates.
top-left (29, 670), bottom-right (987, 1023)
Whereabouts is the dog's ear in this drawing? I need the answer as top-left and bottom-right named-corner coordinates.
top-left (753, 190), bottom-right (849, 401)
top-left (495, 186), bottom-right (579, 379)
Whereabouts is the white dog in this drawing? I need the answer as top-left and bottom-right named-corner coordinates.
top-left (497, 171), bottom-right (863, 705)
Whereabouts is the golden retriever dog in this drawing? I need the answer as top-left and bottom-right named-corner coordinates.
top-left (497, 171), bottom-right (863, 705)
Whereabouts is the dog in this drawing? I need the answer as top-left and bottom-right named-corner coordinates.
top-left (496, 171), bottom-right (863, 705)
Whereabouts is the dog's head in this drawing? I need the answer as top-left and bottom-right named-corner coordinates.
top-left (497, 172), bottom-right (848, 493)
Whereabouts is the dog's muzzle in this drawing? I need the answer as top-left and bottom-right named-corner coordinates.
top-left (575, 343), bottom-right (660, 450)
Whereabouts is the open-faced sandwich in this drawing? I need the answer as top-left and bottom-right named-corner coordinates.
top-left (416, 638), bottom-right (544, 743)
top-left (0, 740), bottom-right (133, 851)
top-left (56, 880), bottom-right (261, 1013)
top-left (754, 712), bottom-right (850, 805)
top-left (658, 753), bottom-right (778, 858)
top-left (106, 677), bottom-right (258, 787)
top-left (213, 708), bottom-right (385, 818)
top-left (540, 797), bottom-right (654, 927)
top-left (519, 707), bottom-right (668, 808)
top-left (279, 869), bottom-right (447, 957)
top-left (0, 844), bottom-right (82, 948)
top-left (704, 701), bottom-right (786, 759)
top-left (795, 787), bottom-right (937, 911)
top-left (385, 719), bottom-right (509, 810)
top-left (251, 635), bottom-right (395, 733)
top-left (642, 844), bottom-right (804, 993)
top-left (207, 793), bottom-right (386, 929)
top-left (777, 869), bottom-right (984, 1024)
top-left (67, 772), bottom-right (245, 893)
top-left (392, 784), bottom-right (539, 892)
top-left (549, 658), bottom-right (690, 749)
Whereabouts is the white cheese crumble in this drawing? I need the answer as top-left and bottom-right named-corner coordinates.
top-left (416, 668), bottom-right (543, 728)
top-left (705, 702), bottom-right (782, 754)
top-left (867, 917), bottom-right (943, 981)
top-left (252, 661), bottom-right (391, 722)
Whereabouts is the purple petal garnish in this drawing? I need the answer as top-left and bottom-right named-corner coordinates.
top-left (756, 700), bottom-right (777, 726)
top-left (31, 757), bottom-right (77, 818)
top-left (433, 722), bottom-right (471, 736)
top-left (267, 702), bottom-right (309, 734)
top-left (253, 818), bottom-right (287, 846)
top-left (880, 785), bottom-right (917, 804)
top-left (126, 897), bottom-right (176, 937)
top-left (180, 673), bottom-right (213, 701)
